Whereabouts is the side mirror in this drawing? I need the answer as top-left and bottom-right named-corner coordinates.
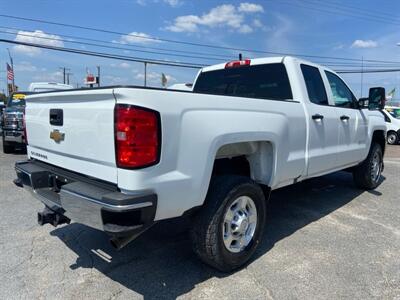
top-left (368, 87), bottom-right (385, 110)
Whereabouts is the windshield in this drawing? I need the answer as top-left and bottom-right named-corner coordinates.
top-left (386, 108), bottom-right (400, 119)
top-left (193, 63), bottom-right (293, 101)
top-left (6, 92), bottom-right (34, 107)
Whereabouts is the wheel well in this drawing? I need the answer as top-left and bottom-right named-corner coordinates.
top-left (212, 141), bottom-right (274, 185)
top-left (212, 156), bottom-right (251, 177)
top-left (387, 130), bottom-right (398, 136)
top-left (372, 130), bottom-right (386, 153)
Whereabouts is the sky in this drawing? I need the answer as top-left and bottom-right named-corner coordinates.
top-left (0, 0), bottom-right (400, 99)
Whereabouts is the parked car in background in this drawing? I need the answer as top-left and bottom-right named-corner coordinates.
top-left (382, 106), bottom-right (400, 144)
top-left (0, 103), bottom-right (5, 134)
top-left (28, 82), bottom-right (74, 93)
top-left (3, 83), bottom-right (75, 153)
top-left (15, 56), bottom-right (386, 271)
top-left (2, 92), bottom-right (34, 153)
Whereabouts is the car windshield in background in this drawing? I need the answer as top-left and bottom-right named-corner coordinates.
top-left (193, 63), bottom-right (293, 101)
top-left (7, 92), bottom-right (33, 107)
top-left (387, 108), bottom-right (400, 119)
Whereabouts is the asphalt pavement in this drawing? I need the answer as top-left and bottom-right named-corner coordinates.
top-left (0, 141), bottom-right (399, 299)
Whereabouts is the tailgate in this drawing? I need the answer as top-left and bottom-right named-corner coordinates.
top-left (25, 89), bottom-right (117, 183)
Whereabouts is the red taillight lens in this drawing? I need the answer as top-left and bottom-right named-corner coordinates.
top-left (23, 108), bottom-right (28, 145)
top-left (225, 59), bottom-right (251, 69)
top-left (115, 104), bottom-right (160, 168)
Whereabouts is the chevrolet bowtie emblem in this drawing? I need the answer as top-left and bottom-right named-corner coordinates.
top-left (50, 129), bottom-right (65, 143)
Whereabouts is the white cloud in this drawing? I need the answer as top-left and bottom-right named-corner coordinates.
top-left (351, 39), bottom-right (378, 48)
top-left (114, 32), bottom-right (160, 45)
top-left (14, 61), bottom-right (37, 72)
top-left (238, 2), bottom-right (264, 13)
top-left (110, 62), bottom-right (131, 69)
top-left (13, 30), bottom-right (64, 56)
top-left (103, 75), bottom-right (130, 85)
top-left (238, 24), bottom-right (253, 34)
top-left (32, 71), bottom-right (63, 82)
top-left (163, 0), bottom-right (181, 6)
top-left (136, 0), bottom-right (182, 7)
top-left (135, 71), bottom-right (176, 86)
top-left (165, 3), bottom-right (263, 34)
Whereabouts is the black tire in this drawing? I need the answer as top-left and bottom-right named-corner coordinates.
top-left (387, 132), bottom-right (398, 145)
top-left (2, 136), bottom-right (14, 154)
top-left (190, 175), bottom-right (267, 272)
top-left (353, 143), bottom-right (383, 190)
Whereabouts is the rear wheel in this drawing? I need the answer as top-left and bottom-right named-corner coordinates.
top-left (387, 132), bottom-right (398, 145)
top-left (353, 143), bottom-right (383, 190)
top-left (191, 175), bottom-right (267, 272)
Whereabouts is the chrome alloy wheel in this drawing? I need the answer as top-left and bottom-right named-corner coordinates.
top-left (387, 133), bottom-right (397, 145)
top-left (222, 196), bottom-right (258, 253)
top-left (371, 151), bottom-right (382, 183)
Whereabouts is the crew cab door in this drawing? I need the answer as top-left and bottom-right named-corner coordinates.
top-left (300, 64), bottom-right (340, 176)
top-left (323, 71), bottom-right (368, 167)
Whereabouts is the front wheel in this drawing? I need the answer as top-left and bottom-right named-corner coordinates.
top-left (2, 136), bottom-right (14, 154)
top-left (190, 175), bottom-right (267, 272)
top-left (353, 143), bottom-right (383, 190)
top-left (387, 132), bottom-right (398, 145)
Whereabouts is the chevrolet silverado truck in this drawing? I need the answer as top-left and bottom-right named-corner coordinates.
top-left (2, 92), bottom-right (33, 153)
top-left (14, 56), bottom-right (387, 271)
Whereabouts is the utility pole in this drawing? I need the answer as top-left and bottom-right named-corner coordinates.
top-left (66, 72), bottom-right (73, 85)
top-left (144, 62), bottom-right (147, 87)
top-left (59, 67), bottom-right (70, 84)
top-left (97, 65), bottom-right (100, 87)
top-left (7, 48), bottom-right (15, 89)
top-left (360, 56), bottom-right (364, 98)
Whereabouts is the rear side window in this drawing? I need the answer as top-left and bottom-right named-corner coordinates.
top-left (193, 63), bottom-right (293, 101)
top-left (300, 64), bottom-right (328, 105)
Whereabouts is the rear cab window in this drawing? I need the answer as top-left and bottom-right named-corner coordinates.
top-left (193, 63), bottom-right (293, 101)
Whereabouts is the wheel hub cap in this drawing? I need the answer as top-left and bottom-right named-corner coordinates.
top-left (222, 196), bottom-right (258, 253)
top-left (371, 152), bottom-right (382, 183)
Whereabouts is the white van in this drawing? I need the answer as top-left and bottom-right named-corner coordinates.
top-left (28, 82), bottom-right (74, 93)
top-left (382, 106), bottom-right (400, 144)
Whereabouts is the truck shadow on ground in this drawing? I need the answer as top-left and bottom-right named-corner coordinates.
top-left (50, 171), bottom-right (384, 299)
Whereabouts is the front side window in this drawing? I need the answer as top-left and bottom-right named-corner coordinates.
top-left (193, 63), bottom-right (293, 101)
top-left (325, 71), bottom-right (356, 108)
top-left (301, 64), bottom-right (328, 105)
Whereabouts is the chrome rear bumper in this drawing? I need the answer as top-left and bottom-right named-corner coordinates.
top-left (15, 160), bottom-right (157, 238)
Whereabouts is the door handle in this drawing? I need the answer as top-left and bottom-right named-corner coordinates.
top-left (312, 114), bottom-right (324, 120)
top-left (340, 115), bottom-right (350, 121)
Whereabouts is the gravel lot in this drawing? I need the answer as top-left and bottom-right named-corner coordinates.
top-left (1, 141), bottom-right (399, 299)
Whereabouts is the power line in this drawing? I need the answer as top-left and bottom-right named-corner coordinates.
top-left (0, 25), bottom-right (234, 60)
top-left (1, 14), bottom-right (399, 64)
top-left (302, 0), bottom-right (400, 21)
top-left (337, 68), bottom-right (400, 74)
top-left (0, 29), bottom-right (229, 62)
top-left (0, 38), bottom-right (205, 69)
top-left (269, 0), bottom-right (400, 27)
top-left (3, 38), bottom-right (400, 75)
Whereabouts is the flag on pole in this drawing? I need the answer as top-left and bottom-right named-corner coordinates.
top-left (387, 88), bottom-right (395, 100)
top-left (6, 63), bottom-right (14, 81)
top-left (161, 73), bottom-right (168, 88)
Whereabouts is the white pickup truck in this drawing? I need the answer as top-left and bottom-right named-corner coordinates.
top-left (14, 56), bottom-right (386, 271)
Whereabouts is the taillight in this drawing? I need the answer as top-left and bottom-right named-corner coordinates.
top-left (23, 108), bottom-right (28, 145)
top-left (114, 104), bottom-right (160, 168)
top-left (225, 59), bottom-right (251, 68)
